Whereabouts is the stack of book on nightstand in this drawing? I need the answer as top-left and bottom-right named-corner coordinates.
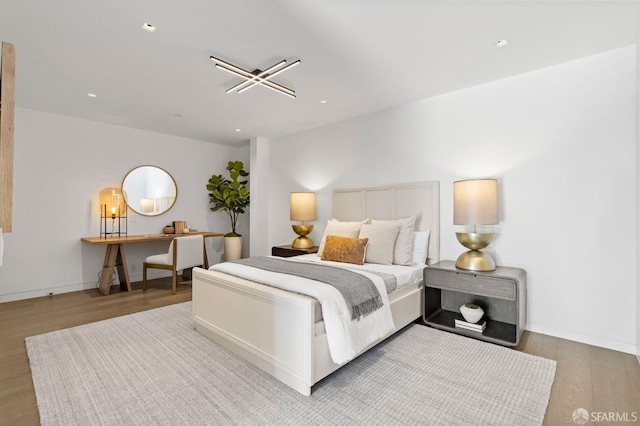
top-left (455, 318), bottom-right (486, 333)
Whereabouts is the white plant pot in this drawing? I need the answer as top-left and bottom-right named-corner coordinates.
top-left (459, 304), bottom-right (484, 323)
top-left (224, 236), bottom-right (243, 261)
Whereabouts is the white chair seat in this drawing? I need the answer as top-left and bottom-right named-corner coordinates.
top-left (145, 253), bottom-right (171, 265)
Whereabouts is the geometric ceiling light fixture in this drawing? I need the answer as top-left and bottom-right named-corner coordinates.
top-left (210, 56), bottom-right (301, 98)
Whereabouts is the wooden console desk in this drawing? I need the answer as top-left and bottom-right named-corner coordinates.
top-left (81, 232), bottom-right (224, 295)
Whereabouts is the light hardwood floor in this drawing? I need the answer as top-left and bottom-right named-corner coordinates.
top-left (1, 280), bottom-right (639, 426)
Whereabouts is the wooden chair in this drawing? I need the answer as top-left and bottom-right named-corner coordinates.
top-left (143, 235), bottom-right (206, 294)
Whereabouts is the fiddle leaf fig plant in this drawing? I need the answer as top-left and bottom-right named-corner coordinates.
top-left (207, 161), bottom-right (250, 237)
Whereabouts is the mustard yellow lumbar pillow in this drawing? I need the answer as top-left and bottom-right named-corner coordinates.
top-left (321, 235), bottom-right (369, 265)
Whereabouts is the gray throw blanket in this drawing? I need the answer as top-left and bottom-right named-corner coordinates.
top-left (231, 257), bottom-right (383, 320)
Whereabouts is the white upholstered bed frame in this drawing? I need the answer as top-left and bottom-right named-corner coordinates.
top-left (192, 181), bottom-right (440, 396)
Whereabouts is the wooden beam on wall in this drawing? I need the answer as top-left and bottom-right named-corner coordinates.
top-left (0, 41), bottom-right (15, 233)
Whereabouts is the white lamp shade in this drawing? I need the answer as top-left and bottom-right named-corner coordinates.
top-left (290, 192), bottom-right (316, 221)
top-left (453, 179), bottom-right (498, 225)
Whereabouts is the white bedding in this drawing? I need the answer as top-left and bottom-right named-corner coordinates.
top-left (209, 256), bottom-right (404, 365)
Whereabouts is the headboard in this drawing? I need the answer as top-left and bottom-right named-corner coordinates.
top-left (332, 181), bottom-right (440, 265)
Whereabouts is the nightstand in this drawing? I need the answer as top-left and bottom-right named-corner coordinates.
top-left (423, 260), bottom-right (526, 346)
top-left (271, 245), bottom-right (319, 258)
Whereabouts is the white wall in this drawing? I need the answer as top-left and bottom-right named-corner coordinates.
top-left (249, 137), bottom-right (271, 257)
top-left (0, 108), bottom-right (249, 302)
top-left (260, 46), bottom-right (637, 354)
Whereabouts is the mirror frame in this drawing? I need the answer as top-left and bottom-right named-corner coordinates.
top-left (121, 165), bottom-right (178, 216)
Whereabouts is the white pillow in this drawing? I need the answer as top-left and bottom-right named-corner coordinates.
top-left (358, 222), bottom-right (401, 265)
top-left (317, 219), bottom-right (370, 257)
top-left (329, 218), bottom-right (371, 223)
top-left (372, 216), bottom-right (416, 265)
top-left (411, 230), bottom-right (431, 265)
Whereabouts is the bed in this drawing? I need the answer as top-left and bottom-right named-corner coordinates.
top-left (192, 181), bottom-right (440, 396)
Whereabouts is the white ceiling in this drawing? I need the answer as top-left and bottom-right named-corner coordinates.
top-left (0, 1), bottom-right (637, 146)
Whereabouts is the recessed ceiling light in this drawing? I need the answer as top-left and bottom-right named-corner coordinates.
top-left (235, 128), bottom-right (242, 132)
top-left (142, 23), bottom-right (156, 32)
top-left (87, 93), bottom-right (97, 98)
top-left (320, 100), bottom-right (327, 104)
top-left (496, 40), bottom-right (508, 48)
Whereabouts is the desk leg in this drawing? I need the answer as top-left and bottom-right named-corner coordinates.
top-left (115, 243), bottom-right (131, 292)
top-left (98, 244), bottom-right (118, 296)
top-left (98, 243), bottom-right (132, 295)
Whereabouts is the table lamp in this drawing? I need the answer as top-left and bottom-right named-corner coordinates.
top-left (453, 179), bottom-right (498, 271)
top-left (290, 192), bottom-right (316, 249)
top-left (99, 187), bottom-right (127, 238)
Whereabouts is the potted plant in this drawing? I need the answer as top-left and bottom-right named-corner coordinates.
top-left (207, 161), bottom-right (250, 261)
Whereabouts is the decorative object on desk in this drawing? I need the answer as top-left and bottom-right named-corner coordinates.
top-left (99, 188), bottom-right (127, 238)
top-left (206, 161), bottom-right (250, 261)
top-left (459, 303), bottom-right (484, 324)
top-left (453, 179), bottom-right (499, 271)
top-left (455, 318), bottom-right (486, 332)
top-left (173, 221), bottom-right (186, 234)
top-left (290, 192), bottom-right (316, 249)
top-left (162, 225), bottom-right (175, 234)
top-left (122, 165), bottom-right (177, 216)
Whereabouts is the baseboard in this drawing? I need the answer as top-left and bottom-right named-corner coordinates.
top-left (0, 268), bottom-right (187, 303)
top-left (0, 281), bottom-right (97, 303)
top-left (526, 322), bottom-right (636, 355)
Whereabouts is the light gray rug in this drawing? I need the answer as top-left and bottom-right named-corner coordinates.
top-left (26, 302), bottom-right (556, 425)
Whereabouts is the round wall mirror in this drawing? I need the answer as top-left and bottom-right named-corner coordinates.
top-left (121, 165), bottom-right (177, 216)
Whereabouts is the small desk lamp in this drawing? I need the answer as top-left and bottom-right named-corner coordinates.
top-left (99, 187), bottom-right (127, 238)
top-left (290, 192), bottom-right (316, 249)
top-left (453, 179), bottom-right (498, 271)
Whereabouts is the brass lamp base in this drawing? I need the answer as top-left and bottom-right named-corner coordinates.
top-left (456, 250), bottom-right (496, 271)
top-left (455, 232), bottom-right (496, 271)
top-left (292, 224), bottom-right (314, 249)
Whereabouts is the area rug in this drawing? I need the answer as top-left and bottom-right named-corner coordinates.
top-left (26, 302), bottom-right (556, 425)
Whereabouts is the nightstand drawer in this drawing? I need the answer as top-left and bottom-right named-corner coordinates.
top-left (426, 269), bottom-right (516, 300)
top-left (272, 245), bottom-right (318, 258)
